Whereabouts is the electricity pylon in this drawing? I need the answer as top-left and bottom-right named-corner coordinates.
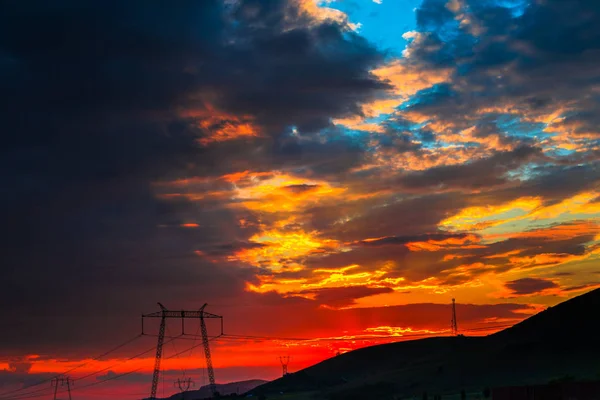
top-left (175, 377), bottom-right (194, 392)
top-left (451, 298), bottom-right (458, 336)
top-left (51, 377), bottom-right (73, 400)
top-left (142, 303), bottom-right (223, 399)
top-left (199, 304), bottom-right (218, 397)
top-left (279, 356), bottom-right (291, 376)
top-left (174, 377), bottom-right (195, 398)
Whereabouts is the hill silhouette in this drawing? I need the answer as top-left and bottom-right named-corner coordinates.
top-left (251, 289), bottom-right (600, 399)
top-left (148, 379), bottom-right (268, 400)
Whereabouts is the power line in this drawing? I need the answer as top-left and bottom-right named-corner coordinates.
top-left (220, 332), bottom-right (446, 342)
top-left (0, 335), bottom-right (176, 400)
top-left (0, 334), bottom-right (143, 399)
top-left (72, 336), bottom-right (179, 383)
top-left (0, 303), bottom-right (515, 400)
top-left (2, 324), bottom-right (514, 400)
top-left (6, 336), bottom-right (223, 400)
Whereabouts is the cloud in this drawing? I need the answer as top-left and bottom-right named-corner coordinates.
top-left (7, 362), bottom-right (32, 374)
top-left (0, 0), bottom-right (389, 357)
top-left (2, 0), bottom-right (600, 374)
top-left (398, 145), bottom-right (543, 191)
top-left (296, 286), bottom-right (394, 308)
top-left (504, 278), bottom-right (559, 295)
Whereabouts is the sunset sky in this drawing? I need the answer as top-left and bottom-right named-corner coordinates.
top-left (2, 0), bottom-right (600, 399)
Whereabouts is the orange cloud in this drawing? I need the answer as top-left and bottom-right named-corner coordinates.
top-left (406, 234), bottom-right (483, 252)
top-left (180, 223), bottom-right (199, 228)
top-left (440, 197), bottom-right (542, 232)
top-left (294, 0), bottom-right (361, 31)
top-left (232, 228), bottom-right (340, 271)
top-left (357, 144), bottom-right (487, 174)
top-left (220, 170), bottom-right (273, 184)
top-left (508, 253), bottom-right (581, 269)
top-left (231, 173), bottom-right (347, 213)
top-left (372, 61), bottom-right (452, 99)
top-left (333, 60), bottom-right (451, 132)
top-left (181, 105), bottom-right (260, 145)
top-left (364, 326), bottom-right (447, 336)
top-left (508, 221), bottom-right (600, 241)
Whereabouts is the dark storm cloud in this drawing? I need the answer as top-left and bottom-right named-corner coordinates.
top-left (0, 0), bottom-right (388, 357)
top-left (504, 278), bottom-right (559, 295)
top-left (398, 145), bottom-right (543, 191)
top-left (479, 162), bottom-right (600, 207)
top-left (311, 192), bottom-right (468, 242)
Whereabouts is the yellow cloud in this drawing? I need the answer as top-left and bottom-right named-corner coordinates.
top-left (440, 197), bottom-right (542, 232)
top-left (232, 228), bottom-right (340, 271)
top-left (232, 173), bottom-right (347, 213)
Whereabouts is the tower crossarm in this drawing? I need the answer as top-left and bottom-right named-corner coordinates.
top-left (142, 310), bottom-right (222, 319)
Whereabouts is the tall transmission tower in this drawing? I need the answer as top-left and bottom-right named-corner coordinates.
top-left (200, 303), bottom-right (218, 397)
top-left (51, 377), bottom-right (73, 400)
top-left (142, 303), bottom-right (223, 400)
top-left (279, 356), bottom-right (291, 377)
top-left (451, 298), bottom-right (458, 336)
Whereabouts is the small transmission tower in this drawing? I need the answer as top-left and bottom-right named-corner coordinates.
top-left (51, 376), bottom-right (73, 400)
top-left (279, 356), bottom-right (291, 377)
top-left (451, 298), bottom-right (458, 336)
top-left (174, 377), bottom-right (195, 397)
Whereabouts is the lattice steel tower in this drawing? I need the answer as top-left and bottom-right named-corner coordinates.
top-left (279, 356), bottom-right (291, 377)
top-left (451, 298), bottom-right (458, 336)
top-left (51, 377), bottom-right (73, 400)
top-left (142, 303), bottom-right (223, 399)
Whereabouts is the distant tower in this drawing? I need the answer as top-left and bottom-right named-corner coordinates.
top-left (279, 356), bottom-right (291, 376)
top-left (174, 377), bottom-right (194, 394)
top-left (52, 377), bottom-right (73, 400)
top-left (451, 298), bottom-right (458, 336)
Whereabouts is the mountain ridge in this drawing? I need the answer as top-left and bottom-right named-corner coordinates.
top-left (146, 379), bottom-right (268, 400)
top-left (251, 289), bottom-right (600, 399)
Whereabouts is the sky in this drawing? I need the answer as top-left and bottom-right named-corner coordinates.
top-left (1, 0), bottom-right (600, 398)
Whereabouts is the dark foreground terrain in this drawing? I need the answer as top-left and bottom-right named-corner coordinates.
top-left (248, 289), bottom-right (600, 400)
top-left (149, 379), bottom-right (268, 400)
